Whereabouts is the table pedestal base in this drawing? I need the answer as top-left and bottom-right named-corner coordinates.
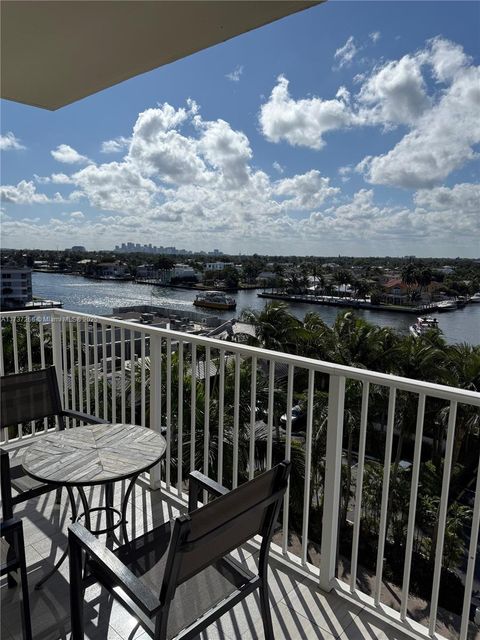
top-left (34, 473), bottom-right (141, 589)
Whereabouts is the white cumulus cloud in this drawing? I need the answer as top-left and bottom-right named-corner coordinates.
top-left (428, 36), bottom-right (471, 82)
top-left (196, 118), bottom-right (252, 188)
top-left (358, 63), bottom-right (480, 188)
top-left (51, 144), bottom-right (91, 165)
top-left (0, 180), bottom-right (62, 204)
top-left (72, 162), bottom-right (159, 216)
top-left (274, 170), bottom-right (339, 209)
top-left (260, 37), bottom-right (479, 190)
top-left (357, 54), bottom-right (430, 126)
top-left (259, 75), bottom-right (354, 150)
top-left (101, 137), bottom-right (130, 154)
top-left (0, 132), bottom-right (25, 151)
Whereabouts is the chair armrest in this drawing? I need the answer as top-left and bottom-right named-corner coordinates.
top-left (62, 410), bottom-right (108, 425)
top-left (68, 523), bottom-right (159, 615)
top-left (188, 470), bottom-right (229, 512)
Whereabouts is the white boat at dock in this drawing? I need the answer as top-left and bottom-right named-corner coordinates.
top-left (437, 300), bottom-right (457, 311)
top-left (470, 292), bottom-right (480, 303)
top-left (193, 291), bottom-right (237, 310)
top-left (409, 316), bottom-right (440, 338)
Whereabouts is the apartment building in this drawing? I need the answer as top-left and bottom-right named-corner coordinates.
top-left (0, 266), bottom-right (33, 309)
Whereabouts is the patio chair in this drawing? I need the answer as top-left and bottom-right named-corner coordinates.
top-left (0, 366), bottom-right (107, 521)
top-left (1, 516), bottom-right (32, 640)
top-left (69, 460), bottom-right (291, 640)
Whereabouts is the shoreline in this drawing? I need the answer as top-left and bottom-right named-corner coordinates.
top-left (32, 269), bottom-right (258, 292)
top-left (257, 291), bottom-right (443, 314)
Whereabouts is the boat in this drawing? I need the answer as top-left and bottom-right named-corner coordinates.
top-left (470, 292), bottom-right (480, 303)
top-left (456, 296), bottom-right (468, 308)
top-left (193, 291), bottom-right (237, 310)
top-left (437, 300), bottom-right (457, 311)
top-left (409, 316), bottom-right (440, 338)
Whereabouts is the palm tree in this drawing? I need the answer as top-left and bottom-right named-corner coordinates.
top-left (316, 273), bottom-right (326, 297)
top-left (392, 336), bottom-right (449, 474)
top-left (306, 312), bottom-right (399, 529)
top-left (283, 269), bottom-right (303, 295)
top-left (241, 302), bottom-right (304, 354)
top-left (310, 263), bottom-right (320, 296)
top-left (417, 267), bottom-right (433, 301)
top-left (353, 280), bottom-right (371, 301)
top-left (442, 343), bottom-right (480, 466)
top-left (299, 263), bottom-right (311, 293)
top-left (401, 263), bottom-right (418, 303)
top-left (333, 269), bottom-right (351, 298)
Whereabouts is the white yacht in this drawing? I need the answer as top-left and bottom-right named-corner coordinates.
top-left (470, 292), bottom-right (480, 303)
top-left (437, 300), bottom-right (457, 311)
top-left (409, 316), bottom-right (440, 338)
top-left (193, 291), bottom-right (237, 310)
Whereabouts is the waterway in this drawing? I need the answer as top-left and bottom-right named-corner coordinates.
top-left (33, 272), bottom-right (480, 345)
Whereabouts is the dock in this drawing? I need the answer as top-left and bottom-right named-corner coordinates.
top-left (257, 292), bottom-right (441, 314)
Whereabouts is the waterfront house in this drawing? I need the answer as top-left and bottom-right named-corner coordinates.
top-left (93, 261), bottom-right (130, 279)
top-left (135, 264), bottom-right (160, 280)
top-left (172, 263), bottom-right (199, 282)
top-left (74, 258), bottom-right (94, 274)
top-left (256, 270), bottom-right (278, 287)
top-left (381, 278), bottom-right (410, 305)
top-left (205, 261), bottom-right (232, 272)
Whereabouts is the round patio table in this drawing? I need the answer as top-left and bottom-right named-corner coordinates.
top-left (22, 422), bottom-right (166, 588)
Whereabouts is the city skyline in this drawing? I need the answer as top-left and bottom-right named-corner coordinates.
top-left (1, 1), bottom-right (479, 258)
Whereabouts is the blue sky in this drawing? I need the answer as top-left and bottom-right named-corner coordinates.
top-left (1, 1), bottom-right (479, 257)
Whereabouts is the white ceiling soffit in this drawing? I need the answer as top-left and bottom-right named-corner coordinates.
top-left (1, 0), bottom-right (321, 111)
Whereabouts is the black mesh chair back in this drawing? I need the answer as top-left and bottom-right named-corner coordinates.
top-left (1, 367), bottom-right (63, 429)
top-left (1, 366), bottom-right (105, 525)
top-left (168, 461), bottom-right (290, 589)
top-left (68, 461), bottom-right (291, 640)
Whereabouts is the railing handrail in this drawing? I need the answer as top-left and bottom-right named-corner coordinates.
top-left (2, 307), bottom-right (479, 406)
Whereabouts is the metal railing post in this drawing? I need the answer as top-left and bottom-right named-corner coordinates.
top-left (51, 311), bottom-right (64, 408)
top-left (319, 374), bottom-right (345, 592)
top-left (149, 332), bottom-right (162, 490)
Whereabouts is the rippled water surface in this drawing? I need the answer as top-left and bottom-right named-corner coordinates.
top-left (33, 272), bottom-right (480, 345)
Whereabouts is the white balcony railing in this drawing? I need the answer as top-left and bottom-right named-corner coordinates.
top-left (1, 307), bottom-right (479, 640)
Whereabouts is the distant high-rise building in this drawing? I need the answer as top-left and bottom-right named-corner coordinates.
top-left (114, 242), bottom-right (194, 256)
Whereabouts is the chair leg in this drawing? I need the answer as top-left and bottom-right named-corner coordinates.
top-left (7, 570), bottom-right (17, 588)
top-left (259, 580), bottom-right (274, 640)
top-left (5, 532), bottom-right (18, 588)
top-left (154, 613), bottom-right (168, 640)
top-left (105, 482), bottom-right (114, 533)
top-left (17, 528), bottom-right (33, 640)
top-left (68, 530), bottom-right (85, 639)
top-left (55, 486), bottom-right (63, 505)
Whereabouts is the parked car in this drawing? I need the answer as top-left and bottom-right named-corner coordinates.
top-left (280, 404), bottom-right (306, 432)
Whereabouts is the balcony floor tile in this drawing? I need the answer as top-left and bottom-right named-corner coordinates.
top-left (2, 474), bottom-right (431, 640)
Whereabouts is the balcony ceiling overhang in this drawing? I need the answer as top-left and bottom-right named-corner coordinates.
top-left (1, 0), bottom-right (321, 111)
